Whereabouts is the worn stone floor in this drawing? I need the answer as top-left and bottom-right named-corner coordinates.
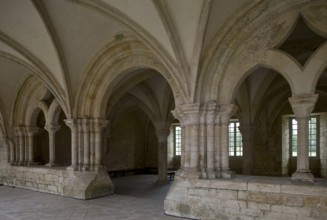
top-left (0, 175), bottom-right (182, 220)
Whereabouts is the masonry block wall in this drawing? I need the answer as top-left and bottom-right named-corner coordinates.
top-left (165, 174), bottom-right (327, 220)
top-left (104, 110), bottom-right (158, 173)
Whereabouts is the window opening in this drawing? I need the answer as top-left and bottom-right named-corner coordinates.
top-left (174, 125), bottom-right (181, 156)
top-left (290, 116), bottom-right (319, 157)
top-left (229, 120), bottom-right (243, 156)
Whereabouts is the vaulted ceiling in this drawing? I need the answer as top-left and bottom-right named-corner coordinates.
top-left (0, 0), bottom-right (248, 122)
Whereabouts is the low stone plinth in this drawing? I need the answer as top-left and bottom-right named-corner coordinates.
top-left (0, 166), bottom-right (114, 199)
top-left (164, 171), bottom-right (327, 220)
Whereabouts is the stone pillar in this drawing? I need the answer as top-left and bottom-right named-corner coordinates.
top-left (15, 127), bottom-right (25, 166)
top-left (25, 127), bottom-right (39, 166)
top-left (205, 103), bottom-right (218, 179)
top-left (10, 139), bottom-right (15, 165)
top-left (65, 119), bottom-right (78, 171)
top-left (82, 119), bottom-right (90, 171)
top-left (156, 128), bottom-right (169, 183)
top-left (45, 124), bottom-right (60, 167)
top-left (92, 119), bottom-right (108, 171)
top-left (220, 104), bottom-right (238, 178)
top-left (77, 120), bottom-right (84, 170)
top-left (173, 104), bottom-right (200, 172)
top-left (289, 94), bottom-right (318, 183)
top-left (199, 118), bottom-right (207, 178)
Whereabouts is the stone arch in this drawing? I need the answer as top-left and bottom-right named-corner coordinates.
top-left (197, 0), bottom-right (327, 104)
top-left (47, 99), bottom-right (63, 125)
top-left (0, 51), bottom-right (70, 118)
top-left (310, 42), bottom-right (327, 91)
top-left (75, 32), bottom-right (186, 119)
top-left (230, 63), bottom-right (294, 106)
top-left (12, 75), bottom-right (50, 126)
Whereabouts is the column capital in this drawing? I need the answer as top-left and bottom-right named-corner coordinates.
top-left (14, 126), bottom-right (25, 136)
top-left (64, 119), bottom-right (77, 130)
top-left (44, 124), bottom-right (61, 133)
top-left (92, 118), bottom-right (109, 132)
top-left (203, 102), bottom-right (220, 125)
top-left (25, 127), bottom-right (39, 136)
top-left (289, 94), bottom-right (318, 118)
top-left (220, 104), bottom-right (238, 124)
top-left (172, 103), bottom-right (201, 126)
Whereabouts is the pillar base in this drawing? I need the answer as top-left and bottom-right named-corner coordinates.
top-left (82, 165), bottom-right (90, 171)
top-left (221, 170), bottom-right (235, 179)
top-left (66, 165), bottom-right (78, 171)
top-left (45, 162), bottom-right (58, 167)
top-left (206, 170), bottom-right (216, 179)
top-left (27, 162), bottom-right (38, 166)
top-left (292, 171), bottom-right (314, 183)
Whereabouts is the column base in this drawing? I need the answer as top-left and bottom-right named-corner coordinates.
top-left (221, 170), bottom-right (235, 179)
top-left (27, 162), bottom-right (38, 166)
top-left (292, 170), bottom-right (314, 183)
top-left (66, 165), bottom-right (78, 171)
top-left (82, 165), bottom-right (90, 171)
top-left (206, 170), bottom-right (216, 179)
top-left (45, 162), bottom-right (58, 167)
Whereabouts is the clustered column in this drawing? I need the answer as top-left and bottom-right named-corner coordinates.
top-left (64, 118), bottom-right (108, 171)
top-left (173, 104), bottom-right (201, 176)
top-left (12, 126), bottom-right (38, 166)
top-left (289, 94), bottom-right (318, 182)
top-left (173, 103), bottom-right (237, 179)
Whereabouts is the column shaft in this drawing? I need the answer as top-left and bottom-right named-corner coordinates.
top-left (45, 124), bottom-right (60, 167)
top-left (206, 124), bottom-right (215, 178)
top-left (297, 117), bottom-right (310, 171)
top-left (83, 119), bottom-right (90, 170)
top-left (64, 119), bottom-right (78, 170)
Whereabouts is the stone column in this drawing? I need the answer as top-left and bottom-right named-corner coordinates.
top-left (65, 119), bottom-right (78, 171)
top-left (199, 117), bottom-right (207, 178)
top-left (156, 128), bottom-right (170, 183)
top-left (15, 127), bottom-right (25, 166)
top-left (45, 124), bottom-right (60, 167)
top-left (214, 119), bottom-right (221, 177)
top-left (82, 119), bottom-right (90, 170)
top-left (77, 120), bottom-right (84, 170)
top-left (173, 104), bottom-right (201, 176)
top-left (10, 139), bottom-right (15, 165)
top-left (25, 127), bottom-right (39, 166)
top-left (289, 94), bottom-right (318, 182)
top-left (93, 119), bottom-right (108, 171)
top-left (220, 104), bottom-right (238, 178)
top-left (205, 103), bottom-right (218, 179)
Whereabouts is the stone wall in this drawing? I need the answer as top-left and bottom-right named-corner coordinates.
top-left (0, 166), bottom-right (114, 199)
top-left (165, 172), bottom-right (327, 220)
top-left (104, 110), bottom-right (158, 173)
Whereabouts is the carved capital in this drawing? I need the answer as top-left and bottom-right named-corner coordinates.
top-left (289, 94), bottom-right (318, 118)
top-left (220, 104), bottom-right (238, 124)
top-left (44, 124), bottom-right (61, 134)
top-left (25, 127), bottom-right (39, 136)
top-left (172, 103), bottom-right (201, 126)
top-left (92, 118), bottom-right (109, 132)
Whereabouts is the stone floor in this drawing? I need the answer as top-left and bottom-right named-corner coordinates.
top-left (0, 175), bottom-right (183, 220)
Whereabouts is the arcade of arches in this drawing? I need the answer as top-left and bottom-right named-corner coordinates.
top-left (0, 1), bottom-right (327, 219)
